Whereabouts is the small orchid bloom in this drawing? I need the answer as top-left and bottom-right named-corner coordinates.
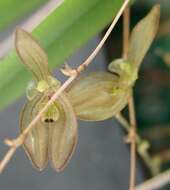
top-left (67, 5), bottom-right (160, 121)
top-left (15, 29), bottom-right (77, 171)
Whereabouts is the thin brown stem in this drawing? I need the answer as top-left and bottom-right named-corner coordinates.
top-left (0, 0), bottom-right (130, 173)
top-left (122, 4), bottom-right (137, 190)
top-left (0, 148), bottom-right (16, 172)
top-left (128, 94), bottom-right (137, 190)
top-left (116, 114), bottom-right (161, 177)
top-left (116, 113), bottom-right (138, 141)
top-left (122, 6), bottom-right (130, 59)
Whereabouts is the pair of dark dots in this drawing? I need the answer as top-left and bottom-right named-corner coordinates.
top-left (44, 118), bottom-right (54, 123)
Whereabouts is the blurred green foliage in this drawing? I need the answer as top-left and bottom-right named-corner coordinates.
top-left (0, 0), bottom-right (47, 30)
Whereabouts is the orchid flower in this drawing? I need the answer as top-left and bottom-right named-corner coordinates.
top-left (15, 29), bottom-right (77, 171)
top-left (67, 5), bottom-right (160, 121)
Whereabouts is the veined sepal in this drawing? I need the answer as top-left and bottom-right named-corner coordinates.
top-left (67, 72), bottom-right (131, 121)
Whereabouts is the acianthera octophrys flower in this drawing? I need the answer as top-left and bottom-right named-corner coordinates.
top-left (15, 29), bottom-right (77, 172)
top-left (67, 5), bottom-right (160, 121)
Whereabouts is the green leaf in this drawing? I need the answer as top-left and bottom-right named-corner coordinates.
top-left (0, 0), bottom-right (47, 31)
top-left (0, 0), bottom-right (124, 110)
